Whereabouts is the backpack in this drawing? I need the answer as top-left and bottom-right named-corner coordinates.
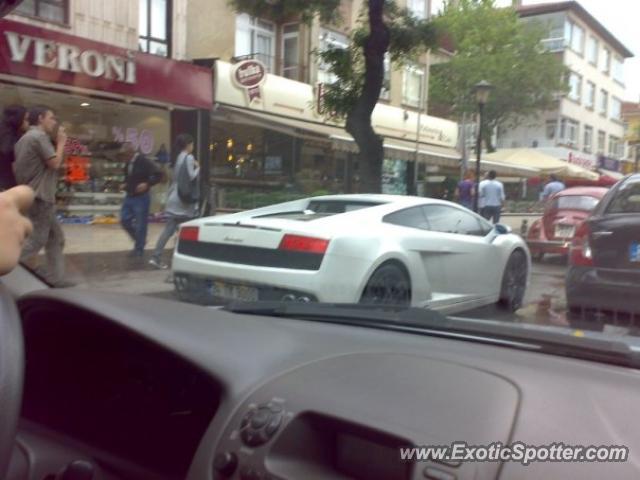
top-left (176, 153), bottom-right (200, 204)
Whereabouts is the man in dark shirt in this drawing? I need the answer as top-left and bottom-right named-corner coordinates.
top-left (120, 142), bottom-right (162, 258)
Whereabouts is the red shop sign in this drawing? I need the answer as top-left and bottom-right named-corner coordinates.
top-left (232, 59), bottom-right (266, 105)
top-left (0, 18), bottom-right (213, 109)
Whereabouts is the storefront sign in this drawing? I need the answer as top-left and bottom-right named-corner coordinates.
top-left (0, 19), bottom-right (213, 109)
top-left (567, 151), bottom-right (595, 169)
top-left (4, 31), bottom-right (136, 84)
top-left (598, 155), bottom-right (621, 172)
top-left (232, 60), bottom-right (266, 105)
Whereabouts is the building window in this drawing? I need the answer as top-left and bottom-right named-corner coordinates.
top-left (597, 130), bottom-right (606, 154)
top-left (139, 0), bottom-right (171, 57)
top-left (546, 120), bottom-right (557, 139)
top-left (380, 53), bottom-right (391, 100)
top-left (317, 28), bottom-right (349, 85)
top-left (611, 97), bottom-right (622, 121)
top-left (609, 135), bottom-right (623, 159)
top-left (583, 125), bottom-right (593, 153)
top-left (585, 81), bottom-right (595, 109)
top-left (559, 117), bottom-right (579, 147)
top-left (601, 47), bottom-right (611, 74)
top-left (15, 0), bottom-right (68, 24)
top-left (540, 14), bottom-right (566, 52)
top-left (586, 36), bottom-right (598, 65)
top-left (281, 23), bottom-right (300, 80)
top-left (403, 64), bottom-right (425, 108)
top-left (236, 14), bottom-right (276, 72)
top-left (568, 72), bottom-right (582, 103)
top-left (612, 56), bottom-right (624, 84)
top-left (564, 20), bottom-right (584, 55)
top-left (407, 0), bottom-right (426, 19)
top-left (599, 89), bottom-right (608, 117)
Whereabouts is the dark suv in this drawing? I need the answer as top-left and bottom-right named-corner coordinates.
top-left (566, 174), bottom-right (640, 327)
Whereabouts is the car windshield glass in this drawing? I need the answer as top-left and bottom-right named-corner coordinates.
top-left (1, 0), bottom-right (638, 359)
top-left (553, 195), bottom-right (600, 211)
top-left (607, 182), bottom-right (640, 214)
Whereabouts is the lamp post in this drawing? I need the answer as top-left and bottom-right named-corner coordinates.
top-left (472, 80), bottom-right (494, 213)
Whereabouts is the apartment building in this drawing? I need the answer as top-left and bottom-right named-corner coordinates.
top-left (0, 0), bottom-right (213, 215)
top-left (496, 1), bottom-right (633, 173)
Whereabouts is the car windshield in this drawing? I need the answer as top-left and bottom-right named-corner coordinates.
top-left (1, 0), bottom-right (639, 356)
top-left (553, 195), bottom-right (600, 212)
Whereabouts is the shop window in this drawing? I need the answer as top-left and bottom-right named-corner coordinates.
top-left (403, 63), bottom-right (425, 108)
top-left (282, 24), bottom-right (300, 80)
top-left (139, 0), bottom-right (171, 57)
top-left (236, 14), bottom-right (276, 72)
top-left (15, 0), bottom-right (68, 24)
top-left (317, 28), bottom-right (349, 85)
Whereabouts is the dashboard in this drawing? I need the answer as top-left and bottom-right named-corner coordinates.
top-left (8, 289), bottom-right (640, 480)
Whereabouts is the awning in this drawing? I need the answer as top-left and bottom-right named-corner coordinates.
top-left (598, 168), bottom-right (625, 180)
top-left (484, 148), bottom-right (599, 181)
top-left (215, 105), bottom-right (461, 166)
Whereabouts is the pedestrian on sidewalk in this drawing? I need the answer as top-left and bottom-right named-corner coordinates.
top-left (479, 170), bottom-right (505, 224)
top-left (149, 134), bottom-right (200, 270)
top-left (14, 105), bottom-right (74, 287)
top-left (540, 174), bottom-right (565, 201)
top-left (0, 105), bottom-right (29, 191)
top-left (120, 142), bottom-right (163, 259)
top-left (455, 171), bottom-right (475, 210)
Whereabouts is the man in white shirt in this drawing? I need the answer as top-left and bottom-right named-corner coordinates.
top-left (479, 170), bottom-right (505, 224)
top-left (540, 174), bottom-right (565, 201)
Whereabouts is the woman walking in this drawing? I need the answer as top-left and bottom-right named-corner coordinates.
top-left (0, 105), bottom-right (29, 191)
top-left (149, 134), bottom-right (200, 269)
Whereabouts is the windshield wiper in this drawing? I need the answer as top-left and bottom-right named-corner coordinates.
top-left (223, 301), bottom-right (640, 369)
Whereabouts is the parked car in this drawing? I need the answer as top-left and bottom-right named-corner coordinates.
top-left (171, 194), bottom-right (531, 314)
top-left (566, 174), bottom-right (640, 326)
top-left (527, 187), bottom-right (608, 261)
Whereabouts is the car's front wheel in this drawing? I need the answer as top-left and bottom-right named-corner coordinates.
top-left (499, 250), bottom-right (528, 312)
top-left (360, 263), bottom-right (411, 306)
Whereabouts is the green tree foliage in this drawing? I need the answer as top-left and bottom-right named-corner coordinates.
top-left (429, 0), bottom-right (568, 151)
top-left (228, 0), bottom-right (437, 192)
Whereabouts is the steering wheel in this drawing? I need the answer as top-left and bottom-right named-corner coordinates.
top-left (0, 283), bottom-right (24, 478)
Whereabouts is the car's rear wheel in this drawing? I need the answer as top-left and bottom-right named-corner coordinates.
top-left (499, 250), bottom-right (527, 312)
top-left (360, 263), bottom-right (411, 306)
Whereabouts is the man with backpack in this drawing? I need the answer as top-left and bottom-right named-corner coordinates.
top-left (149, 134), bottom-right (200, 270)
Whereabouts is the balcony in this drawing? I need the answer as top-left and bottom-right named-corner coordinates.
top-left (540, 37), bottom-right (567, 53)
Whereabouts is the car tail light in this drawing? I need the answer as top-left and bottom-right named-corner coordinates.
top-left (179, 226), bottom-right (199, 242)
top-left (569, 221), bottom-right (593, 266)
top-left (279, 234), bottom-right (330, 254)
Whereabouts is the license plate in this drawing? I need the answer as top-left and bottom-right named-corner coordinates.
top-left (208, 280), bottom-right (259, 301)
top-left (555, 224), bottom-right (575, 238)
top-left (629, 242), bottom-right (640, 263)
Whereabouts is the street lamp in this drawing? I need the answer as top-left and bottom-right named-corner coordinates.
top-left (472, 80), bottom-right (494, 213)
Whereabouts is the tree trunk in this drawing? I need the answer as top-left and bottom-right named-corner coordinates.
top-left (345, 0), bottom-right (389, 194)
top-left (483, 123), bottom-right (496, 153)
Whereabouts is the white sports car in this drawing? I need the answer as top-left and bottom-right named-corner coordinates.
top-left (171, 194), bottom-right (530, 314)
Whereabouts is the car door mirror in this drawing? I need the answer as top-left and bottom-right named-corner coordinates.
top-left (495, 224), bottom-right (512, 235)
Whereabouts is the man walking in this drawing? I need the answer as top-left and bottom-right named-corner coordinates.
top-left (14, 105), bottom-right (73, 287)
top-left (479, 170), bottom-right (505, 224)
top-left (455, 172), bottom-right (475, 210)
top-left (540, 174), bottom-right (565, 201)
top-left (120, 142), bottom-right (162, 259)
